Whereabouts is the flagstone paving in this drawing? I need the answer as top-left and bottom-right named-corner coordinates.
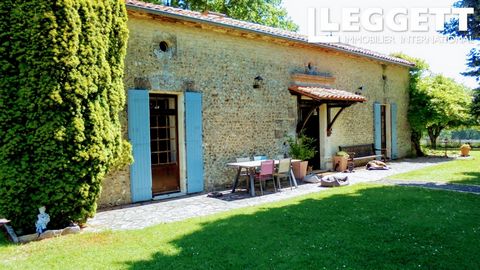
top-left (85, 157), bottom-right (453, 232)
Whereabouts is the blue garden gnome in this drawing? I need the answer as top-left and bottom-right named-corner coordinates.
top-left (35, 206), bottom-right (50, 235)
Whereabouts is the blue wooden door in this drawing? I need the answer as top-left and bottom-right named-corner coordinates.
top-left (391, 103), bottom-right (398, 159)
top-left (373, 102), bottom-right (382, 158)
top-left (185, 92), bottom-right (204, 193)
top-left (128, 90), bottom-right (153, 202)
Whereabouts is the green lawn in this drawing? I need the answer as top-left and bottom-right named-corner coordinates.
top-left (390, 150), bottom-right (480, 185)
top-left (1, 184), bottom-right (479, 269)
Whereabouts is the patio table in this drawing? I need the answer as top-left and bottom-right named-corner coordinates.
top-left (227, 160), bottom-right (299, 196)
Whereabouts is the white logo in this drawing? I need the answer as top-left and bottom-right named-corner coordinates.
top-left (307, 7), bottom-right (474, 43)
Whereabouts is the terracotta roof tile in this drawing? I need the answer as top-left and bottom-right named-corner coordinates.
top-left (125, 0), bottom-right (414, 67)
top-left (289, 86), bottom-right (367, 102)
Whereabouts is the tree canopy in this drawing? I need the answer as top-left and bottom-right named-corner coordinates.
top-left (443, 0), bottom-right (480, 121)
top-left (0, 0), bottom-right (130, 233)
top-left (149, 0), bottom-right (298, 31)
top-left (416, 75), bottom-right (473, 148)
top-left (443, 0), bottom-right (480, 39)
top-left (392, 53), bottom-right (473, 152)
top-left (391, 53), bottom-right (430, 156)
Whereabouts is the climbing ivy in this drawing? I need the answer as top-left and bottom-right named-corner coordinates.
top-left (0, 0), bottom-right (130, 233)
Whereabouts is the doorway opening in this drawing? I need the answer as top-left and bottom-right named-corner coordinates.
top-left (299, 104), bottom-right (321, 170)
top-left (381, 105), bottom-right (387, 157)
top-left (149, 94), bottom-right (180, 195)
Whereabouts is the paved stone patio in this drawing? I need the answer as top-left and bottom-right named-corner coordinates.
top-left (86, 157), bottom-right (453, 232)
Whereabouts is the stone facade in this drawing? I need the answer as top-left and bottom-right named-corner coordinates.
top-left (98, 10), bottom-right (411, 207)
top-left (98, 166), bottom-right (131, 207)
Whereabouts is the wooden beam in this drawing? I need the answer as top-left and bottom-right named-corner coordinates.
top-left (295, 96), bottom-right (359, 136)
top-left (326, 105), bottom-right (347, 136)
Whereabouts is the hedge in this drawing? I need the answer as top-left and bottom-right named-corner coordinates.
top-left (0, 0), bottom-right (130, 233)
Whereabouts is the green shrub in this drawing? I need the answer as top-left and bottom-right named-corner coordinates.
top-left (287, 133), bottom-right (317, 161)
top-left (335, 151), bottom-right (349, 158)
top-left (0, 0), bottom-right (130, 233)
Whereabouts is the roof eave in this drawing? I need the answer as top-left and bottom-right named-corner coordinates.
top-left (315, 43), bottom-right (415, 68)
top-left (126, 4), bottom-right (414, 68)
top-left (288, 87), bottom-right (367, 103)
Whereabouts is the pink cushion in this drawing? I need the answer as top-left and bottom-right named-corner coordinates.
top-left (259, 160), bottom-right (274, 176)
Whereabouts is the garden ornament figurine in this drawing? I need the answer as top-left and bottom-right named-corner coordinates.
top-left (35, 206), bottom-right (50, 235)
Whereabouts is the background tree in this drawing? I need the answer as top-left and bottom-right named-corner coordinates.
top-left (417, 75), bottom-right (473, 148)
top-left (148, 0), bottom-right (298, 31)
top-left (473, 89), bottom-right (480, 118)
top-left (391, 53), bottom-right (430, 156)
top-left (0, 0), bottom-right (130, 233)
top-left (443, 0), bottom-right (480, 121)
top-left (392, 53), bottom-right (473, 152)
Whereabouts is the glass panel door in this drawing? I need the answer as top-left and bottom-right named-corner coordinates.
top-left (149, 94), bottom-right (180, 195)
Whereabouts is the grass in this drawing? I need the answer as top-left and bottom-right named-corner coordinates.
top-left (390, 150), bottom-right (480, 185)
top-left (0, 184), bottom-right (480, 269)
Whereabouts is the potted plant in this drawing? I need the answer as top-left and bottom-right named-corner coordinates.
top-left (460, 143), bottom-right (471, 157)
top-left (287, 133), bottom-right (317, 180)
top-left (333, 151), bottom-right (349, 172)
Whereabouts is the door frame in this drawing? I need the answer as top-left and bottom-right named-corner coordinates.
top-left (297, 101), bottom-right (321, 170)
top-left (149, 90), bottom-right (187, 198)
top-left (149, 93), bottom-right (180, 195)
top-left (376, 102), bottom-right (393, 159)
top-left (385, 104), bottom-right (392, 159)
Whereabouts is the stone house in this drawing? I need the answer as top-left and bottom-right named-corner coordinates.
top-left (98, 0), bottom-right (413, 207)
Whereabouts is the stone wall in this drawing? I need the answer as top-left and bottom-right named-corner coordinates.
top-left (98, 11), bottom-right (412, 207)
top-left (98, 166), bottom-right (131, 207)
top-left (326, 62), bottom-right (411, 160)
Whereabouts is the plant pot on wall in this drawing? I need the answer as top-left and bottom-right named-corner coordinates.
top-left (292, 160), bottom-right (309, 180)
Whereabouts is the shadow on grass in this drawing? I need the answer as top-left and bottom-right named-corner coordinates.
top-left (124, 185), bottom-right (480, 269)
top-left (0, 232), bottom-right (12, 247)
top-left (395, 181), bottom-right (480, 193)
top-left (449, 171), bottom-right (480, 186)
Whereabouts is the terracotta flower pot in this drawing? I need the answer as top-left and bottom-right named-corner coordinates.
top-left (333, 156), bottom-right (348, 172)
top-left (292, 160), bottom-right (308, 180)
top-left (460, 145), bottom-right (471, 156)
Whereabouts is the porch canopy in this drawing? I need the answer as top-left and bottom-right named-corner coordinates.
top-left (289, 85), bottom-right (367, 136)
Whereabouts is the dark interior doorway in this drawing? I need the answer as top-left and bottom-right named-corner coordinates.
top-left (299, 105), bottom-right (321, 170)
top-left (149, 94), bottom-right (180, 195)
top-left (381, 105), bottom-right (387, 157)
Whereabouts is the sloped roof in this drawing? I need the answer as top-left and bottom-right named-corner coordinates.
top-left (125, 0), bottom-right (414, 67)
top-left (289, 85), bottom-right (367, 102)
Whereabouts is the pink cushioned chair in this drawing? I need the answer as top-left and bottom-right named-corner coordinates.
top-left (254, 160), bottom-right (276, 195)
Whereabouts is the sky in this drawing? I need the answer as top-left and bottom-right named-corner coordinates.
top-left (282, 0), bottom-right (479, 89)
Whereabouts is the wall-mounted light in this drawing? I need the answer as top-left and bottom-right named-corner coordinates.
top-left (253, 76), bottom-right (264, 89)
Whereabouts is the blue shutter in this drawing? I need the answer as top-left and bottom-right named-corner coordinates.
top-left (391, 103), bottom-right (398, 159)
top-left (128, 90), bottom-right (152, 202)
top-left (185, 92), bottom-right (204, 193)
top-left (373, 102), bottom-right (382, 158)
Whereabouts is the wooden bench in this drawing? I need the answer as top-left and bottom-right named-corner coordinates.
top-left (338, 144), bottom-right (384, 164)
